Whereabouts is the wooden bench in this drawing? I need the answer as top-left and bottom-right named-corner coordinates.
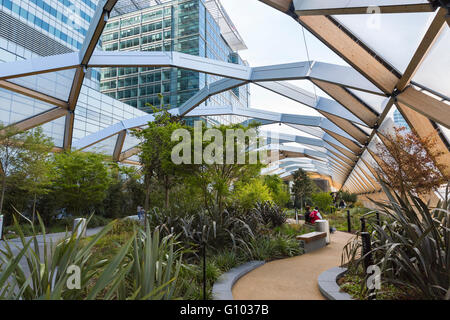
top-left (296, 231), bottom-right (327, 253)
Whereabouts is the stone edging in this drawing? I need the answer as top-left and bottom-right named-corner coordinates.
top-left (318, 266), bottom-right (354, 300)
top-left (212, 261), bottom-right (265, 300)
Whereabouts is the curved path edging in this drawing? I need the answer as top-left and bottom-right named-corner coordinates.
top-left (212, 261), bottom-right (265, 300)
top-left (318, 266), bottom-right (354, 300)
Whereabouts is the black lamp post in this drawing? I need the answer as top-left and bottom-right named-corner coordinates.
top-left (202, 240), bottom-right (206, 300)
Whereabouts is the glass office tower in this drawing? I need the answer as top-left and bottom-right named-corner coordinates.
top-left (100, 0), bottom-right (250, 123)
top-left (0, 0), bottom-right (101, 82)
top-left (0, 0), bottom-right (148, 148)
top-left (393, 109), bottom-right (410, 130)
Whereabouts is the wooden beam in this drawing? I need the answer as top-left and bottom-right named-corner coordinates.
top-left (113, 130), bottom-right (127, 162)
top-left (63, 112), bottom-right (75, 151)
top-left (0, 80), bottom-right (69, 109)
top-left (323, 130), bottom-right (362, 155)
top-left (2, 108), bottom-right (68, 133)
top-left (354, 166), bottom-right (377, 192)
top-left (330, 162), bottom-right (348, 176)
top-left (348, 175), bottom-right (365, 194)
top-left (119, 147), bottom-right (140, 162)
top-left (367, 148), bottom-right (389, 174)
top-left (327, 148), bottom-right (355, 166)
top-left (349, 169), bottom-right (372, 192)
top-left (329, 154), bottom-right (352, 170)
top-left (68, 67), bottom-right (85, 112)
top-left (320, 110), bottom-right (369, 144)
top-left (121, 159), bottom-right (140, 166)
top-left (3, 80), bottom-right (68, 109)
top-left (259, 0), bottom-right (292, 12)
top-left (357, 163), bottom-right (381, 191)
top-left (346, 179), bottom-right (358, 193)
top-left (298, 15), bottom-right (399, 94)
top-left (397, 8), bottom-right (447, 91)
top-left (329, 158), bottom-right (348, 171)
top-left (397, 102), bottom-right (450, 178)
top-left (312, 79), bottom-right (379, 127)
top-left (360, 157), bottom-right (381, 180)
top-left (397, 87), bottom-right (450, 129)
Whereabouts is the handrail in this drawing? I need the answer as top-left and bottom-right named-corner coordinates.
top-left (360, 210), bottom-right (381, 232)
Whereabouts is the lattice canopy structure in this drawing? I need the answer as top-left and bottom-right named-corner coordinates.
top-left (0, 0), bottom-right (449, 195)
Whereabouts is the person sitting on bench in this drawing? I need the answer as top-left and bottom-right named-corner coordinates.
top-left (304, 206), bottom-right (312, 223)
top-left (309, 207), bottom-right (323, 224)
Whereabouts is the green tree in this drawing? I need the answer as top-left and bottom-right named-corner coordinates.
top-left (51, 151), bottom-right (111, 215)
top-left (100, 165), bottom-right (145, 218)
top-left (0, 125), bottom-right (28, 216)
top-left (17, 128), bottom-right (54, 222)
top-left (339, 191), bottom-right (357, 205)
top-left (188, 122), bottom-right (265, 214)
top-left (291, 169), bottom-right (315, 210)
top-left (263, 175), bottom-right (290, 207)
top-left (132, 106), bottom-right (186, 209)
top-left (311, 192), bottom-right (333, 212)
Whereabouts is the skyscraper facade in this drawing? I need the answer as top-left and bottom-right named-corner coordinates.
top-left (99, 0), bottom-right (250, 121)
top-left (0, 0), bottom-right (148, 149)
top-left (0, 0), bottom-right (250, 154)
top-left (393, 109), bottom-right (409, 130)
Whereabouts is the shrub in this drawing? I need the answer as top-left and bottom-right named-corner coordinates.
top-left (242, 234), bottom-right (301, 261)
top-left (87, 215), bottom-right (112, 228)
top-left (145, 206), bottom-right (261, 255)
top-left (234, 179), bottom-right (272, 210)
top-left (340, 191), bottom-right (358, 205)
top-left (263, 175), bottom-right (290, 207)
top-left (212, 250), bottom-right (241, 272)
top-left (252, 201), bottom-right (287, 227)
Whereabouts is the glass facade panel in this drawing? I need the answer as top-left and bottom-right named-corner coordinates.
top-left (333, 12), bottom-right (436, 73)
top-left (100, 0), bottom-right (249, 120)
top-left (9, 69), bottom-right (76, 101)
top-left (0, 87), bottom-right (58, 126)
top-left (84, 134), bottom-right (119, 156)
top-left (413, 27), bottom-right (450, 97)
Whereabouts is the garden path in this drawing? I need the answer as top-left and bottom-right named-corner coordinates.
top-left (232, 231), bottom-right (354, 300)
top-left (0, 227), bottom-right (104, 276)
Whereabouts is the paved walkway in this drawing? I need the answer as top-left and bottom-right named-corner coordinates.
top-left (232, 231), bottom-right (354, 300)
top-left (0, 227), bottom-right (104, 277)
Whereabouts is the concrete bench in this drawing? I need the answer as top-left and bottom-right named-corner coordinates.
top-left (296, 231), bottom-right (327, 253)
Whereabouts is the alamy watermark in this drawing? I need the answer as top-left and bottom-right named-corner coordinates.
top-left (171, 121), bottom-right (278, 165)
top-left (66, 265), bottom-right (81, 290)
top-left (366, 6), bottom-right (382, 30)
top-left (366, 265), bottom-right (381, 290)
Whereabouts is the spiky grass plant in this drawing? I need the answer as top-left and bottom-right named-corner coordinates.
top-left (341, 183), bottom-right (450, 300)
top-left (0, 215), bottom-right (182, 300)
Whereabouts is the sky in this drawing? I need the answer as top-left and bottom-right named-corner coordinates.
top-left (219, 0), bottom-right (348, 135)
top-left (218, 1), bottom-right (444, 138)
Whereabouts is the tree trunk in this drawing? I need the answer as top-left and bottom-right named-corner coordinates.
top-left (164, 176), bottom-right (170, 209)
top-left (144, 174), bottom-right (151, 211)
top-left (144, 186), bottom-right (151, 211)
top-left (32, 193), bottom-right (37, 224)
top-left (0, 174), bottom-right (6, 215)
top-left (165, 186), bottom-right (169, 209)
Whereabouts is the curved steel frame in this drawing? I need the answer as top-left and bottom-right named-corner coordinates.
top-left (0, 0), bottom-right (449, 194)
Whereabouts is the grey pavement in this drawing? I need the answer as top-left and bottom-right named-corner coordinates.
top-left (0, 226), bottom-right (104, 281)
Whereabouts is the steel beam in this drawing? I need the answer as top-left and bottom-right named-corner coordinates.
top-left (293, 0), bottom-right (435, 16)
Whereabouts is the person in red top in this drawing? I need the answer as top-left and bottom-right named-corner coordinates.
top-left (309, 207), bottom-right (323, 224)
